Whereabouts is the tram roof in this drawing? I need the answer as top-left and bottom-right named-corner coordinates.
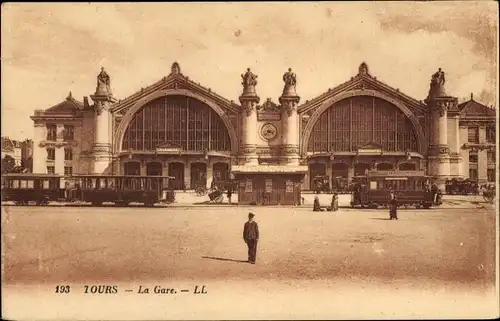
top-left (2, 173), bottom-right (61, 178)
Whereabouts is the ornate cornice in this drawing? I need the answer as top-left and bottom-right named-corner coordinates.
top-left (461, 143), bottom-right (495, 152)
top-left (39, 140), bottom-right (78, 148)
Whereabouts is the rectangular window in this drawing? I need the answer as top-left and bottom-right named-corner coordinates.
top-left (64, 148), bottom-right (73, 160)
top-left (46, 148), bottom-right (55, 160)
top-left (64, 166), bottom-right (73, 176)
top-left (47, 166), bottom-right (55, 174)
top-left (487, 169), bottom-right (496, 182)
top-left (487, 151), bottom-right (495, 164)
top-left (468, 127), bottom-right (479, 143)
top-left (46, 124), bottom-right (57, 141)
top-left (469, 168), bottom-right (478, 180)
top-left (63, 125), bottom-right (75, 141)
top-left (469, 152), bottom-right (478, 163)
top-left (486, 127), bottom-right (496, 143)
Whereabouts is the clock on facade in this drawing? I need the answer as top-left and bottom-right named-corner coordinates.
top-left (260, 123), bottom-right (278, 140)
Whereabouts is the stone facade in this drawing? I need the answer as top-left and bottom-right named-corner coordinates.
top-left (30, 63), bottom-right (497, 190)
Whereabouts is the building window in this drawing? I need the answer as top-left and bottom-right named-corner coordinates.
top-left (468, 152), bottom-right (478, 163)
top-left (468, 127), bottom-right (479, 143)
top-left (46, 124), bottom-right (57, 141)
top-left (63, 125), bottom-right (75, 141)
top-left (487, 151), bottom-right (495, 164)
top-left (47, 166), bottom-right (55, 174)
top-left (469, 168), bottom-right (478, 180)
top-left (487, 169), bottom-right (496, 182)
top-left (64, 148), bottom-right (73, 160)
top-left (46, 148), bottom-right (55, 160)
top-left (486, 126), bottom-right (496, 143)
top-left (64, 166), bottom-right (73, 176)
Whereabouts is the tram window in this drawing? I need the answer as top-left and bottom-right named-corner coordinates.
top-left (43, 180), bottom-right (50, 189)
top-left (12, 180), bottom-right (20, 189)
top-left (20, 180), bottom-right (27, 188)
top-left (27, 180), bottom-right (34, 189)
top-left (369, 181), bottom-right (377, 190)
top-left (107, 178), bottom-right (115, 188)
top-left (100, 179), bottom-right (106, 189)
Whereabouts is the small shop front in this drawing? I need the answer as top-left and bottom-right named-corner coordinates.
top-left (231, 165), bottom-right (307, 205)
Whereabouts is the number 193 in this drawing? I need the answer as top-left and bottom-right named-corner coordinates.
top-left (55, 285), bottom-right (71, 293)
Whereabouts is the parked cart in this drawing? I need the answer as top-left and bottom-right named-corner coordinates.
top-left (208, 189), bottom-right (224, 203)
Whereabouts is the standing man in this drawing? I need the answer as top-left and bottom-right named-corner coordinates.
top-left (243, 213), bottom-right (259, 264)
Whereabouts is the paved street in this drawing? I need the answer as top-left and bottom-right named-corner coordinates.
top-left (2, 201), bottom-right (497, 319)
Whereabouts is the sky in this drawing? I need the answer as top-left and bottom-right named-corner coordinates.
top-left (1, 2), bottom-right (498, 141)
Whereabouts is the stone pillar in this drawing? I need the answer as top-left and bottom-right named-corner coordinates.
top-left (90, 67), bottom-right (117, 174)
top-left (206, 163), bottom-right (214, 189)
top-left (426, 100), bottom-right (452, 190)
top-left (33, 123), bottom-right (46, 173)
top-left (424, 68), bottom-right (458, 190)
top-left (184, 162), bottom-right (191, 189)
top-left (239, 68), bottom-right (260, 165)
top-left (447, 112), bottom-right (462, 178)
top-left (280, 68), bottom-right (300, 166)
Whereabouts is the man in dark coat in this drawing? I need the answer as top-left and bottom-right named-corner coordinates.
top-left (389, 196), bottom-right (398, 220)
top-left (243, 213), bottom-right (259, 264)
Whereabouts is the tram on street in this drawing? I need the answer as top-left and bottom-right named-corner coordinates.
top-left (68, 175), bottom-right (175, 206)
top-left (1, 173), bottom-right (62, 205)
top-left (350, 170), bottom-right (439, 209)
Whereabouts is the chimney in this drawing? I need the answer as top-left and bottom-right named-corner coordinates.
top-left (470, 93), bottom-right (473, 100)
top-left (83, 96), bottom-right (90, 109)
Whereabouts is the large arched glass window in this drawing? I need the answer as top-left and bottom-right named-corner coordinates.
top-left (122, 95), bottom-right (231, 152)
top-left (307, 96), bottom-right (418, 153)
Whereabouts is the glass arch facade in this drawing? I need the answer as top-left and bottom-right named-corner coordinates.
top-left (307, 96), bottom-right (418, 153)
top-left (122, 95), bottom-right (231, 152)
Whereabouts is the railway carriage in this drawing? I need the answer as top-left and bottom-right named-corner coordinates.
top-left (350, 170), bottom-right (439, 209)
top-left (1, 173), bottom-right (62, 205)
top-left (69, 175), bottom-right (175, 206)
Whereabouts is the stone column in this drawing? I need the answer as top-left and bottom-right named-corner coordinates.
top-left (447, 110), bottom-right (462, 178)
top-left (206, 163), bottom-right (214, 189)
top-left (239, 68), bottom-right (260, 165)
top-left (424, 68), bottom-right (457, 190)
top-left (280, 68), bottom-right (300, 166)
top-left (90, 67), bottom-right (117, 174)
top-left (426, 100), bottom-right (451, 190)
top-left (33, 123), bottom-right (46, 173)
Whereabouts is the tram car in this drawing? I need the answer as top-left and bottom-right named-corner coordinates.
top-left (68, 175), bottom-right (175, 206)
top-left (1, 173), bottom-right (62, 205)
top-left (312, 175), bottom-right (331, 194)
top-left (331, 176), bottom-right (350, 194)
top-left (445, 178), bottom-right (480, 195)
top-left (350, 170), bottom-right (439, 209)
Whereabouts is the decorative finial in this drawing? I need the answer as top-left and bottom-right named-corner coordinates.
top-left (66, 91), bottom-right (73, 100)
top-left (470, 92), bottom-right (474, 100)
top-left (358, 62), bottom-right (369, 75)
top-left (171, 62), bottom-right (181, 75)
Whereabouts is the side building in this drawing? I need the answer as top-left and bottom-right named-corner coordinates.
top-left (30, 62), bottom-right (497, 191)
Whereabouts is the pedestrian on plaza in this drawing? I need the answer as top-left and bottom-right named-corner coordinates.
top-left (227, 187), bottom-right (232, 205)
top-left (243, 212), bottom-right (259, 264)
top-left (313, 195), bottom-right (323, 211)
top-left (389, 195), bottom-right (398, 220)
top-left (330, 192), bottom-right (339, 212)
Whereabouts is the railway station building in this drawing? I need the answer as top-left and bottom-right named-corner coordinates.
top-left (30, 62), bottom-right (496, 193)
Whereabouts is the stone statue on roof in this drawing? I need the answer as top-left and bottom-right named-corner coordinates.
top-left (428, 68), bottom-right (447, 98)
top-left (96, 67), bottom-right (112, 96)
top-left (241, 68), bottom-right (258, 95)
top-left (282, 68), bottom-right (297, 96)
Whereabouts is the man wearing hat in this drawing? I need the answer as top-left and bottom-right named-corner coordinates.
top-left (243, 212), bottom-right (259, 264)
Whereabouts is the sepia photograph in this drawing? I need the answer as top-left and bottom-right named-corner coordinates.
top-left (1, 2), bottom-right (499, 320)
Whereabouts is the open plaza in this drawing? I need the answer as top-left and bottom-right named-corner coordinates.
top-left (2, 196), bottom-right (497, 319)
